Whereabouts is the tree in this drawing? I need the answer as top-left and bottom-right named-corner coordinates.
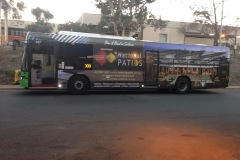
top-left (58, 21), bottom-right (92, 33)
top-left (25, 22), bottom-right (54, 33)
top-left (182, 0), bottom-right (230, 46)
top-left (95, 0), bottom-right (168, 36)
top-left (31, 7), bottom-right (54, 22)
top-left (25, 7), bottom-right (54, 33)
top-left (8, 0), bottom-right (26, 19)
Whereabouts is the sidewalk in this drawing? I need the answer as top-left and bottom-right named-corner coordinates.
top-left (0, 85), bottom-right (22, 89)
top-left (226, 86), bottom-right (240, 89)
top-left (0, 85), bottom-right (240, 90)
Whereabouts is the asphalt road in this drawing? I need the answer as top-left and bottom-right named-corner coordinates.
top-left (0, 89), bottom-right (240, 160)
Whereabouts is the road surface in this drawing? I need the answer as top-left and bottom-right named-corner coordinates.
top-left (0, 89), bottom-right (240, 160)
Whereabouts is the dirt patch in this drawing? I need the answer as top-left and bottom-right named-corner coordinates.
top-left (0, 46), bottom-right (23, 84)
top-left (0, 70), bottom-right (15, 84)
top-left (229, 54), bottom-right (240, 86)
top-left (0, 46), bottom-right (23, 71)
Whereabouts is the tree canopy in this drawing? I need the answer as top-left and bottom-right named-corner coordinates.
top-left (25, 22), bottom-right (54, 33)
top-left (8, 0), bottom-right (26, 19)
top-left (31, 7), bottom-right (54, 22)
top-left (95, 0), bottom-right (168, 37)
top-left (58, 21), bottom-right (92, 33)
top-left (183, 0), bottom-right (230, 46)
top-left (25, 7), bottom-right (54, 33)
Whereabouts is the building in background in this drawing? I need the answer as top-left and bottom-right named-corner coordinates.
top-left (0, 18), bottom-right (58, 45)
top-left (143, 22), bottom-right (186, 44)
top-left (77, 13), bottom-right (101, 32)
top-left (78, 13), bottom-right (240, 48)
top-left (2, 11), bottom-right (239, 47)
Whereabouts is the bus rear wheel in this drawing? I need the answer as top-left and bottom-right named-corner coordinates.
top-left (68, 76), bottom-right (89, 95)
top-left (175, 77), bottom-right (190, 94)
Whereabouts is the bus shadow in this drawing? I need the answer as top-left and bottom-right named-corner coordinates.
top-left (88, 89), bottom-right (220, 95)
top-left (16, 89), bottom-right (220, 96)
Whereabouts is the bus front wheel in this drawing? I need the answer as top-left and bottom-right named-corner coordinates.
top-left (175, 77), bottom-right (190, 94)
top-left (68, 76), bottom-right (89, 95)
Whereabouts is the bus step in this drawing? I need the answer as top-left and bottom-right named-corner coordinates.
top-left (143, 86), bottom-right (159, 89)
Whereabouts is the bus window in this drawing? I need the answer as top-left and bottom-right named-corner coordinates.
top-left (59, 43), bottom-right (93, 70)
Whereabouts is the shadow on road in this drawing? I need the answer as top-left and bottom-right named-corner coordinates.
top-left (14, 89), bottom-right (221, 96)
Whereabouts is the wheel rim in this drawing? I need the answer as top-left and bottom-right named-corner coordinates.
top-left (74, 81), bottom-right (83, 90)
top-left (178, 81), bottom-right (187, 92)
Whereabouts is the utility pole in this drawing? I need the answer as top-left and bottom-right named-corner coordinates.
top-left (234, 27), bottom-right (237, 55)
top-left (4, 7), bottom-right (8, 45)
top-left (0, 1), bottom-right (2, 45)
top-left (219, 0), bottom-right (224, 46)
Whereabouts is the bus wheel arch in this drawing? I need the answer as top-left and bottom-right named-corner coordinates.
top-left (67, 75), bottom-right (90, 95)
top-left (175, 76), bottom-right (191, 94)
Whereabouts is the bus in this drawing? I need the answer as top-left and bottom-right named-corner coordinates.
top-left (20, 31), bottom-right (230, 94)
top-left (1, 27), bottom-right (25, 45)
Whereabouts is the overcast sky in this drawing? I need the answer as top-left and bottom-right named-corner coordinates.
top-left (14, 0), bottom-right (240, 25)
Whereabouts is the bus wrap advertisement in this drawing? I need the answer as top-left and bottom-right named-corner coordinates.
top-left (89, 42), bottom-right (144, 88)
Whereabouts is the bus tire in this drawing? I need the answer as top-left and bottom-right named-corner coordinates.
top-left (175, 77), bottom-right (190, 94)
top-left (68, 76), bottom-right (89, 95)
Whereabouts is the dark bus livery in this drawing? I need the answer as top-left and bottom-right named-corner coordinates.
top-left (20, 31), bottom-right (230, 94)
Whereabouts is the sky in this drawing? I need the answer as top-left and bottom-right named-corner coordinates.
top-left (10, 0), bottom-right (240, 25)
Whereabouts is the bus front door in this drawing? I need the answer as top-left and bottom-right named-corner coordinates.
top-left (144, 51), bottom-right (159, 86)
top-left (30, 44), bottom-right (58, 88)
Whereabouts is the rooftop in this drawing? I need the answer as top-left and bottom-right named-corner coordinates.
top-left (77, 13), bottom-right (101, 25)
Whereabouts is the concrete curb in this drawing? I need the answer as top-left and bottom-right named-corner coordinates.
top-left (0, 85), bottom-right (22, 90)
top-left (226, 86), bottom-right (240, 89)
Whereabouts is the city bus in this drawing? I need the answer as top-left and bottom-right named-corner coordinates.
top-left (20, 31), bottom-right (230, 94)
top-left (1, 27), bottom-right (25, 45)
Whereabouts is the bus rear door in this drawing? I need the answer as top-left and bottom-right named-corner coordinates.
top-left (144, 51), bottom-right (159, 86)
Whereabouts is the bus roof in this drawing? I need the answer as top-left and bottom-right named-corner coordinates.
top-left (25, 31), bottom-right (230, 60)
top-left (144, 41), bottom-right (229, 52)
top-left (58, 31), bottom-right (136, 41)
top-left (26, 31), bottom-right (138, 45)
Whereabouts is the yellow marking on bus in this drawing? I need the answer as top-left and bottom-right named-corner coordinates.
top-left (44, 66), bottom-right (54, 71)
top-left (106, 53), bottom-right (116, 63)
top-left (85, 64), bottom-right (92, 68)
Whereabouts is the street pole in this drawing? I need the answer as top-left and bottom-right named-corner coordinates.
top-left (219, 0), bottom-right (224, 46)
top-left (234, 27), bottom-right (237, 55)
top-left (4, 7), bottom-right (8, 45)
top-left (0, 1), bottom-right (2, 46)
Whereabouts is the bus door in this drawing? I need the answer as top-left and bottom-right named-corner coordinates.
top-left (144, 51), bottom-right (159, 86)
top-left (29, 43), bottom-right (58, 87)
top-left (218, 62), bottom-right (229, 84)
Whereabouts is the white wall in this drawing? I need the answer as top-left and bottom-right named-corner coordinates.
top-left (185, 37), bottom-right (214, 45)
top-left (142, 22), bottom-right (185, 44)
